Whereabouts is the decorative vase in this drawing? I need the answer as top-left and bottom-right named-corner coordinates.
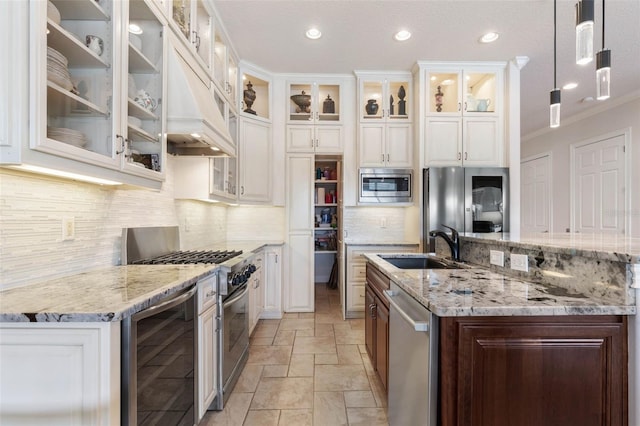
top-left (435, 85), bottom-right (444, 112)
top-left (290, 91), bottom-right (311, 113)
top-left (243, 81), bottom-right (257, 115)
top-left (397, 85), bottom-right (406, 115)
top-left (323, 94), bottom-right (335, 114)
top-left (365, 99), bottom-right (379, 115)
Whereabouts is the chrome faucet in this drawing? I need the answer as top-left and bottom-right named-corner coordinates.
top-left (428, 225), bottom-right (460, 261)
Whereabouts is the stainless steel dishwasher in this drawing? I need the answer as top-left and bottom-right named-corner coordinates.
top-left (384, 282), bottom-right (438, 426)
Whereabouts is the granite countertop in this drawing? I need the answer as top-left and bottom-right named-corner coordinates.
top-left (0, 265), bottom-right (216, 323)
top-left (462, 232), bottom-right (640, 263)
top-left (344, 240), bottom-right (419, 246)
top-left (364, 253), bottom-right (636, 317)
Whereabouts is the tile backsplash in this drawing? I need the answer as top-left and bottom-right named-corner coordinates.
top-left (0, 167), bottom-right (227, 289)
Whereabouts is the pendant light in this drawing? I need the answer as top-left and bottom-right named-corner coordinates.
top-left (550, 0), bottom-right (561, 128)
top-left (575, 0), bottom-right (594, 65)
top-left (596, 0), bottom-right (611, 100)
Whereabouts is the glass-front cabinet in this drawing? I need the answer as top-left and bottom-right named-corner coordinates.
top-left (38, 0), bottom-right (118, 168)
top-left (124, 0), bottom-right (167, 177)
top-left (211, 87), bottom-right (237, 199)
top-left (212, 22), bottom-right (238, 104)
top-left (358, 74), bottom-right (411, 122)
top-left (422, 63), bottom-right (504, 167)
top-left (426, 68), bottom-right (499, 116)
top-left (240, 71), bottom-right (270, 121)
top-left (288, 81), bottom-right (341, 124)
top-left (170, 0), bottom-right (214, 74)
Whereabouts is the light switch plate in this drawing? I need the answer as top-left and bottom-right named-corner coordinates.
top-left (511, 253), bottom-right (529, 272)
top-left (490, 250), bottom-right (504, 267)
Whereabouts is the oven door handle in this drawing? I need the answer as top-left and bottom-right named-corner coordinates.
top-left (132, 284), bottom-right (197, 322)
top-left (223, 285), bottom-right (249, 308)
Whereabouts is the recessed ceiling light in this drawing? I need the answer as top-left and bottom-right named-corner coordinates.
top-left (563, 82), bottom-right (578, 90)
top-left (479, 32), bottom-right (499, 43)
top-left (394, 30), bottom-right (411, 41)
top-left (305, 28), bottom-right (322, 40)
top-left (129, 23), bottom-right (143, 35)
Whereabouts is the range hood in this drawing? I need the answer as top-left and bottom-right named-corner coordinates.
top-left (166, 41), bottom-right (235, 157)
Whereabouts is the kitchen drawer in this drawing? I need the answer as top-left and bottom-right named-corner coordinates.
top-left (351, 264), bottom-right (367, 282)
top-left (348, 284), bottom-right (366, 310)
top-left (198, 273), bottom-right (218, 312)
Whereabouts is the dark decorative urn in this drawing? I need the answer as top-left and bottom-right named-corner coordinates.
top-left (365, 99), bottom-right (379, 115)
top-left (243, 81), bottom-right (257, 115)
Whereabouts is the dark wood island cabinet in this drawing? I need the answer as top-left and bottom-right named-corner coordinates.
top-left (440, 315), bottom-right (628, 426)
top-left (365, 264), bottom-right (391, 391)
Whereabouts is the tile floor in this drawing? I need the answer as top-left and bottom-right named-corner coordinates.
top-left (200, 283), bottom-right (388, 426)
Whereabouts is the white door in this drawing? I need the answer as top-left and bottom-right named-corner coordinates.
top-left (572, 134), bottom-right (626, 234)
top-left (239, 119), bottom-right (271, 202)
top-left (386, 124), bottom-right (413, 168)
top-left (359, 124), bottom-right (385, 167)
top-left (521, 154), bottom-right (551, 233)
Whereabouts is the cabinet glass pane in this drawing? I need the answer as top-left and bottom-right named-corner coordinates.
top-left (46, 0), bottom-right (115, 158)
top-left (317, 84), bottom-right (339, 122)
top-left (388, 81), bottom-right (409, 120)
top-left (211, 157), bottom-right (225, 194)
top-left (127, 0), bottom-right (163, 173)
top-left (227, 110), bottom-right (237, 195)
top-left (464, 72), bottom-right (496, 113)
top-left (428, 72), bottom-right (459, 113)
top-left (194, 0), bottom-right (212, 68)
top-left (289, 83), bottom-right (312, 121)
top-left (227, 55), bottom-right (238, 102)
top-left (362, 81), bottom-right (383, 119)
top-left (213, 32), bottom-right (226, 86)
top-left (242, 74), bottom-right (269, 119)
top-left (172, 0), bottom-right (191, 40)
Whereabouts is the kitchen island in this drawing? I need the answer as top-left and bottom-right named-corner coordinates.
top-left (364, 233), bottom-right (638, 426)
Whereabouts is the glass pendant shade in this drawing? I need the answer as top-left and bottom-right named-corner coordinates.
top-left (550, 89), bottom-right (561, 128)
top-left (596, 49), bottom-right (611, 100)
top-left (575, 0), bottom-right (594, 65)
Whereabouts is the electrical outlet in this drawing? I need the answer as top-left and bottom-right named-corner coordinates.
top-left (62, 216), bottom-right (75, 241)
top-left (380, 217), bottom-right (387, 228)
top-left (490, 250), bottom-right (504, 267)
top-left (511, 253), bottom-right (529, 272)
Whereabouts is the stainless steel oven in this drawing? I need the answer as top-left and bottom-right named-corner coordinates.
top-left (359, 168), bottom-right (412, 203)
top-left (121, 284), bottom-right (198, 426)
top-left (212, 255), bottom-right (256, 410)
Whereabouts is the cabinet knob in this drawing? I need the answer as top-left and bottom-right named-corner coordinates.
top-left (464, 101), bottom-right (467, 111)
top-left (458, 102), bottom-right (461, 112)
top-left (241, 186), bottom-right (244, 195)
top-left (115, 134), bottom-right (127, 155)
top-left (458, 152), bottom-right (462, 161)
top-left (464, 152), bottom-right (468, 160)
top-left (387, 153), bottom-right (390, 162)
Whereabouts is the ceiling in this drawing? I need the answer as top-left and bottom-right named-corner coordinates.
top-left (212, 0), bottom-right (640, 137)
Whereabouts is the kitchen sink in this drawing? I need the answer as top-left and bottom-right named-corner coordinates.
top-left (379, 255), bottom-right (463, 269)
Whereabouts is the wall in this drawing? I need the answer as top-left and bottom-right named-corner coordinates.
top-left (521, 95), bottom-right (640, 237)
top-left (0, 158), bottom-right (228, 289)
top-left (343, 205), bottom-right (420, 244)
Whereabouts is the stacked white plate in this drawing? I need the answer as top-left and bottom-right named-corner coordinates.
top-left (47, 126), bottom-right (88, 148)
top-left (47, 47), bottom-right (73, 91)
top-left (47, 1), bottom-right (61, 25)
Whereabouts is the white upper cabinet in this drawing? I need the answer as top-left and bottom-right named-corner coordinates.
top-left (123, 0), bottom-right (168, 179)
top-left (287, 80), bottom-right (342, 124)
top-left (238, 118), bottom-right (271, 203)
top-left (286, 79), bottom-right (343, 153)
top-left (1, 0), bottom-right (166, 188)
top-left (169, 0), bottom-right (215, 75)
top-left (422, 63), bottom-right (505, 167)
top-left (212, 19), bottom-right (238, 104)
top-left (356, 72), bottom-right (413, 168)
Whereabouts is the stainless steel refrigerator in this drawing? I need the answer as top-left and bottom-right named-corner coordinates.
top-left (423, 167), bottom-right (509, 246)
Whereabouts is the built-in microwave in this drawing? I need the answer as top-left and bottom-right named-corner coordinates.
top-left (359, 168), bottom-right (412, 203)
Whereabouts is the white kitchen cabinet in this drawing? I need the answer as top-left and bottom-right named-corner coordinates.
top-left (286, 125), bottom-right (343, 153)
top-left (240, 67), bottom-right (271, 120)
top-left (356, 72), bottom-right (413, 168)
top-left (422, 63), bottom-right (505, 167)
top-left (358, 123), bottom-right (412, 168)
top-left (248, 253), bottom-right (264, 335)
top-left (197, 274), bottom-right (217, 420)
top-left (238, 118), bottom-right (271, 203)
top-left (285, 154), bottom-right (315, 312)
top-left (168, 0), bottom-right (216, 77)
top-left (123, 0), bottom-right (168, 179)
top-left (345, 244), bottom-right (418, 318)
top-left (262, 245), bottom-right (283, 319)
top-left (172, 155), bottom-right (237, 203)
top-left (0, 322), bottom-right (120, 425)
top-left (286, 79), bottom-right (343, 153)
top-left (1, 0), bottom-right (166, 189)
top-left (212, 20), bottom-right (238, 104)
